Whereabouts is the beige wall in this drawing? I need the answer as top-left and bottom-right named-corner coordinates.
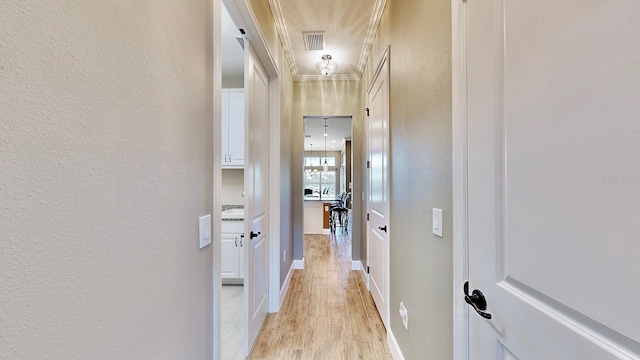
top-left (222, 169), bottom-right (245, 205)
top-left (0, 2), bottom-right (213, 358)
top-left (292, 81), bottom-right (364, 261)
top-left (278, 46), bottom-right (295, 285)
top-left (363, 0), bottom-right (453, 358)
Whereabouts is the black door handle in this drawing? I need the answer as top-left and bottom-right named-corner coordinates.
top-left (250, 231), bottom-right (260, 239)
top-left (378, 225), bottom-right (387, 232)
top-left (464, 281), bottom-right (492, 319)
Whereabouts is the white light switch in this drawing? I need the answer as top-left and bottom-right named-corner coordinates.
top-left (199, 215), bottom-right (212, 249)
top-left (432, 208), bottom-right (443, 237)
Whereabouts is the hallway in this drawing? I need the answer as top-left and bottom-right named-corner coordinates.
top-left (248, 233), bottom-right (393, 359)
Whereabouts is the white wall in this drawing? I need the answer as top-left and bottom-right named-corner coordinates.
top-left (0, 2), bottom-right (213, 358)
top-left (222, 169), bottom-right (245, 205)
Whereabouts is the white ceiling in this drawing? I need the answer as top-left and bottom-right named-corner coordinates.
top-left (222, 1), bottom-right (386, 82)
top-left (271, 0), bottom-right (386, 81)
top-left (304, 116), bottom-right (352, 151)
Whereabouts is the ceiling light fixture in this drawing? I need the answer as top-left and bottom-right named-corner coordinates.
top-left (323, 118), bottom-right (329, 172)
top-left (316, 54), bottom-right (338, 76)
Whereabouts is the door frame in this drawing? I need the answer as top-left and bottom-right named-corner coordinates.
top-left (452, 0), bottom-right (470, 359)
top-left (365, 45), bottom-right (391, 329)
top-left (214, 0), bottom-right (282, 359)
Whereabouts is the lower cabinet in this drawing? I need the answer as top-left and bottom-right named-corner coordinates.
top-left (221, 233), bottom-right (244, 279)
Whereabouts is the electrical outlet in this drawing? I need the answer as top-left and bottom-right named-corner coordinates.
top-left (399, 302), bottom-right (408, 331)
top-left (283, 250), bottom-right (287, 263)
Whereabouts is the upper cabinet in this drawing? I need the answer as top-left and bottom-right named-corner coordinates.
top-left (221, 89), bottom-right (245, 168)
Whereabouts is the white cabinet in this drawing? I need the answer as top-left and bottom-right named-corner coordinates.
top-left (221, 89), bottom-right (244, 168)
top-left (221, 233), bottom-right (244, 279)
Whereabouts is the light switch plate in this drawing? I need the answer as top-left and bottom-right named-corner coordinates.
top-left (199, 215), bottom-right (212, 249)
top-left (432, 208), bottom-right (443, 237)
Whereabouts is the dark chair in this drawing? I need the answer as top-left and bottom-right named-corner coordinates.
top-left (329, 192), bottom-right (350, 234)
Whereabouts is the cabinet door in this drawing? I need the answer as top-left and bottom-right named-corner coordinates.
top-left (221, 91), bottom-right (230, 164)
top-left (221, 234), bottom-right (239, 278)
top-left (226, 91), bottom-right (244, 166)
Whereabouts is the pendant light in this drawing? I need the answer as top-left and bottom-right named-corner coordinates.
top-left (323, 118), bottom-right (329, 172)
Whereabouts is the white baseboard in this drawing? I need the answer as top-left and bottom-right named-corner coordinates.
top-left (352, 260), bottom-right (369, 289)
top-left (388, 329), bottom-right (406, 360)
top-left (322, 228), bottom-right (330, 235)
top-left (351, 260), bottom-right (362, 271)
top-left (279, 262), bottom-right (295, 310)
top-left (293, 258), bottom-right (305, 269)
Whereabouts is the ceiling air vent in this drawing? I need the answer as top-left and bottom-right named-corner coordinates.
top-left (235, 36), bottom-right (245, 50)
top-left (303, 31), bottom-right (325, 51)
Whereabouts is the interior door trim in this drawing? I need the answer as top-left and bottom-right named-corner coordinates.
top-left (452, 0), bottom-right (470, 359)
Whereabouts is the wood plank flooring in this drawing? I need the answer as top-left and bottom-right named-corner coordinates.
top-left (248, 233), bottom-right (393, 360)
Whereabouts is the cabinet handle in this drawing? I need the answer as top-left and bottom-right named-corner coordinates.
top-left (240, 234), bottom-right (244, 247)
top-left (234, 238), bottom-right (238, 247)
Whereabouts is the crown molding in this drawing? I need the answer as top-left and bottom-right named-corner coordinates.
top-left (269, 0), bottom-right (387, 81)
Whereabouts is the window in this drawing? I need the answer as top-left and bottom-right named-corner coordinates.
top-left (303, 170), bottom-right (336, 199)
top-left (304, 156), bottom-right (336, 167)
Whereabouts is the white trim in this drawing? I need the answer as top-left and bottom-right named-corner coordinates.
top-left (267, 0), bottom-right (298, 77)
top-left (359, 264), bottom-right (370, 290)
top-left (212, 0), bottom-right (223, 359)
top-left (356, 0), bottom-right (388, 75)
top-left (351, 260), bottom-right (362, 271)
top-left (268, 76), bottom-right (282, 313)
top-left (279, 262), bottom-right (294, 309)
top-left (452, 0), bottom-right (470, 359)
top-left (322, 229), bottom-right (330, 235)
top-left (293, 258), bottom-right (305, 269)
top-left (387, 329), bottom-right (406, 360)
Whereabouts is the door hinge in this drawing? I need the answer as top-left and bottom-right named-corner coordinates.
top-left (366, 266), bottom-right (370, 274)
top-left (365, 108), bottom-right (370, 116)
top-left (366, 160), bottom-right (370, 169)
top-left (367, 213), bottom-right (370, 221)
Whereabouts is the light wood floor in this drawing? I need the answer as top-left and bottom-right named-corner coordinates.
top-left (248, 233), bottom-right (393, 360)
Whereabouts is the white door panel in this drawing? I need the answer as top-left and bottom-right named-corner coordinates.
top-left (466, 0), bottom-right (640, 358)
top-left (244, 40), bottom-right (269, 356)
top-left (367, 48), bottom-right (390, 329)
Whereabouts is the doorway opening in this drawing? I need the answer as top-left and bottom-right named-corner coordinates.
top-left (303, 116), bottom-right (353, 253)
top-left (220, 2), bottom-right (245, 359)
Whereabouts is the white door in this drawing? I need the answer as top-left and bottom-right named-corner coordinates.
top-left (367, 48), bottom-right (390, 329)
top-left (243, 40), bottom-right (270, 356)
top-left (465, 1), bottom-right (640, 358)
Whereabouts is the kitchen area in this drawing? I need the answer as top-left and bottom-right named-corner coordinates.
top-left (303, 117), bottom-right (352, 235)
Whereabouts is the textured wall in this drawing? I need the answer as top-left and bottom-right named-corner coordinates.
top-left (0, 1), bottom-right (213, 358)
top-left (292, 80), bottom-right (363, 261)
top-left (363, 0), bottom-right (453, 358)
